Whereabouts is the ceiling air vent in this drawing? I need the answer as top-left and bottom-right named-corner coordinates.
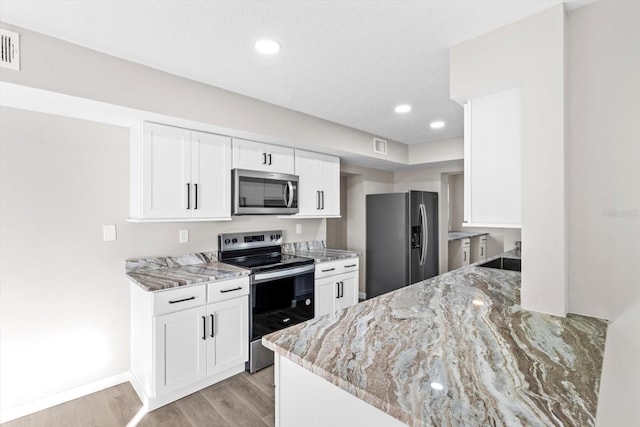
top-left (373, 138), bottom-right (387, 155)
top-left (1, 29), bottom-right (20, 71)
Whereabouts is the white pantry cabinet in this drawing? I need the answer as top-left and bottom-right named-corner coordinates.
top-left (464, 89), bottom-right (521, 228)
top-left (294, 150), bottom-right (340, 217)
top-left (314, 258), bottom-right (359, 318)
top-left (130, 277), bottom-right (249, 411)
top-left (130, 122), bottom-right (232, 221)
top-left (232, 138), bottom-right (294, 174)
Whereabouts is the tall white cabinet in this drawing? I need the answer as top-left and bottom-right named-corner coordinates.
top-left (464, 89), bottom-right (521, 228)
top-left (130, 122), bottom-right (232, 221)
top-left (294, 150), bottom-right (340, 217)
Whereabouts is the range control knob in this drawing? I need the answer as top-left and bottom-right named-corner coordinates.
top-left (276, 234), bottom-right (281, 240)
top-left (271, 234), bottom-right (277, 241)
top-left (231, 238), bottom-right (238, 244)
top-left (224, 238), bottom-right (231, 245)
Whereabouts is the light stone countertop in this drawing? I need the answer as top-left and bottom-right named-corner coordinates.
top-left (125, 251), bottom-right (249, 292)
top-left (262, 251), bottom-right (607, 426)
top-left (448, 231), bottom-right (489, 241)
top-left (282, 241), bottom-right (360, 263)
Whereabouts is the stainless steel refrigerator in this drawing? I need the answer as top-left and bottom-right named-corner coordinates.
top-left (366, 191), bottom-right (439, 298)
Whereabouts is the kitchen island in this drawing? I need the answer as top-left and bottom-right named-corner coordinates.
top-left (262, 251), bottom-right (607, 426)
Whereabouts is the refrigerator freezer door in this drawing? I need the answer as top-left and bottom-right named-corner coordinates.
top-left (366, 193), bottom-right (410, 298)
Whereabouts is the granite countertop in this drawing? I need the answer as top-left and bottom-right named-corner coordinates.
top-left (448, 231), bottom-right (489, 241)
top-left (282, 240), bottom-right (359, 263)
top-left (262, 251), bottom-right (607, 426)
top-left (126, 251), bottom-right (249, 292)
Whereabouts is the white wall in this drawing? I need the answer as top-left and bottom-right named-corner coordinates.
top-left (565, 2), bottom-right (640, 425)
top-left (0, 22), bottom-right (408, 166)
top-left (0, 107), bottom-right (325, 415)
top-left (326, 176), bottom-right (348, 249)
top-left (450, 5), bottom-right (567, 316)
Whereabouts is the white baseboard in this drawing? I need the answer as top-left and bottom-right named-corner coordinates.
top-left (359, 292), bottom-right (367, 301)
top-left (0, 372), bottom-right (132, 424)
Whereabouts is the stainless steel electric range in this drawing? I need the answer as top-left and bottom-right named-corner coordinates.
top-left (218, 230), bottom-right (314, 373)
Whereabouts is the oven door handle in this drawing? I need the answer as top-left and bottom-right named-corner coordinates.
top-left (252, 264), bottom-right (315, 283)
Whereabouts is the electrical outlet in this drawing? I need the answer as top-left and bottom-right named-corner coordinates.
top-left (296, 223), bottom-right (302, 234)
top-left (103, 225), bottom-right (117, 241)
top-left (179, 229), bottom-right (189, 243)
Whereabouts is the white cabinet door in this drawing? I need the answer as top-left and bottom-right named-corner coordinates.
top-left (315, 275), bottom-right (338, 318)
top-left (232, 138), bottom-right (294, 174)
top-left (155, 305), bottom-right (207, 396)
top-left (294, 150), bottom-right (340, 217)
top-left (191, 131), bottom-right (232, 218)
top-left (142, 123), bottom-right (190, 219)
top-left (464, 89), bottom-right (521, 227)
top-left (336, 272), bottom-right (358, 311)
top-left (206, 296), bottom-right (249, 375)
top-left (315, 271), bottom-right (358, 317)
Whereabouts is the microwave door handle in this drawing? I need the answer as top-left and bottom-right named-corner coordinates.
top-left (286, 181), bottom-right (294, 208)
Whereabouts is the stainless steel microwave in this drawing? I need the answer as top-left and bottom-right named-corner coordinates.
top-left (232, 169), bottom-right (299, 215)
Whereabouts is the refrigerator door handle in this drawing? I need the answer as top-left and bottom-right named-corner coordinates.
top-left (419, 203), bottom-right (428, 266)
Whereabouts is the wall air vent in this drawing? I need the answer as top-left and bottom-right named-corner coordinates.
top-left (1, 29), bottom-right (20, 71)
top-left (373, 137), bottom-right (387, 155)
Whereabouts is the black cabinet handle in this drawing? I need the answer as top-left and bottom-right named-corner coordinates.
top-left (321, 191), bottom-right (325, 209)
top-left (262, 152), bottom-right (267, 164)
top-left (268, 153), bottom-right (272, 165)
top-left (220, 286), bottom-right (243, 293)
top-left (344, 264), bottom-right (357, 268)
top-left (202, 316), bottom-right (206, 340)
top-left (317, 191), bottom-right (321, 210)
top-left (168, 296), bottom-right (195, 304)
top-left (481, 247), bottom-right (484, 256)
top-left (194, 183), bottom-right (198, 210)
top-left (186, 183), bottom-right (190, 209)
top-left (336, 282), bottom-right (340, 299)
top-left (340, 281), bottom-right (344, 298)
top-left (322, 268), bottom-right (336, 273)
top-left (210, 314), bottom-right (215, 338)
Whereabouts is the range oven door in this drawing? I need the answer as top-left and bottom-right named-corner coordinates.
top-left (232, 169), bottom-right (299, 215)
top-left (250, 264), bottom-right (314, 341)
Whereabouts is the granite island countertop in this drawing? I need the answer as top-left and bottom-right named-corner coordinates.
top-left (448, 231), bottom-right (489, 241)
top-left (126, 251), bottom-right (249, 292)
top-left (282, 240), bottom-right (359, 263)
top-left (262, 251), bottom-right (607, 426)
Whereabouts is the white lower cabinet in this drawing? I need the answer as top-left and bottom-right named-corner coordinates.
top-left (314, 258), bottom-right (359, 318)
top-left (130, 277), bottom-right (249, 411)
top-left (471, 235), bottom-right (488, 263)
top-left (448, 238), bottom-right (471, 271)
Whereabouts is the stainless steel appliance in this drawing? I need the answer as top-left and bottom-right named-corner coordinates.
top-left (218, 230), bottom-right (314, 373)
top-left (232, 169), bottom-right (299, 215)
top-left (366, 191), bottom-right (439, 298)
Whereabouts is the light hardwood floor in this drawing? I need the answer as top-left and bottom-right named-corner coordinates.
top-left (2, 367), bottom-right (275, 427)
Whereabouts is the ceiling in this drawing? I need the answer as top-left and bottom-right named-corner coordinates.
top-left (0, 0), bottom-right (589, 145)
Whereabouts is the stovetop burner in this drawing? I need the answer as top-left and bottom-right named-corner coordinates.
top-left (218, 230), bottom-right (314, 273)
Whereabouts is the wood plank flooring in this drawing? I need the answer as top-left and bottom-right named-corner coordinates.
top-left (2, 367), bottom-right (275, 427)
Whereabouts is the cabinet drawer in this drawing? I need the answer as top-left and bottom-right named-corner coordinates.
top-left (154, 285), bottom-right (206, 316)
top-left (207, 277), bottom-right (249, 304)
top-left (315, 257), bottom-right (359, 279)
top-left (461, 238), bottom-right (471, 248)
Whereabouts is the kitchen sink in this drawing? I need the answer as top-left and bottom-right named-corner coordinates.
top-left (478, 257), bottom-right (521, 272)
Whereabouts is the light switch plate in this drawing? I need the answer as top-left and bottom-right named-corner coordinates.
top-left (103, 225), bottom-right (117, 241)
top-left (179, 229), bottom-right (189, 243)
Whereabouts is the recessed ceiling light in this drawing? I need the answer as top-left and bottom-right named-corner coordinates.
top-left (430, 382), bottom-right (444, 391)
top-left (430, 120), bottom-right (446, 129)
top-left (395, 104), bottom-right (412, 114)
top-left (255, 39), bottom-right (280, 55)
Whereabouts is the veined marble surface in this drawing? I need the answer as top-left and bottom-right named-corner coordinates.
top-left (282, 240), bottom-right (359, 263)
top-left (126, 251), bottom-right (249, 292)
top-left (263, 253), bottom-right (607, 427)
top-left (448, 231), bottom-right (489, 241)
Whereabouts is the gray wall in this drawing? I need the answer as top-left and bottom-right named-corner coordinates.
top-left (0, 107), bottom-right (324, 411)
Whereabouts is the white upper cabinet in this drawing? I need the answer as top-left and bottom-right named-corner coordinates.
top-left (232, 138), bottom-right (294, 174)
top-left (130, 122), bottom-right (231, 221)
top-left (294, 150), bottom-right (340, 217)
top-left (464, 89), bottom-right (521, 228)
